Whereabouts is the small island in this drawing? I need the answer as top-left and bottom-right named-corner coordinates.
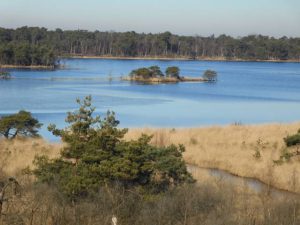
top-left (122, 66), bottom-right (217, 83)
top-left (0, 71), bottom-right (11, 80)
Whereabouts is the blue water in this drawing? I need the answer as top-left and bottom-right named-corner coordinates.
top-left (1, 59), bottom-right (300, 141)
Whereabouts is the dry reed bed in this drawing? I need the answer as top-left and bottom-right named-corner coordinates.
top-left (126, 122), bottom-right (300, 193)
top-left (1, 122), bottom-right (300, 193)
top-left (0, 138), bottom-right (61, 176)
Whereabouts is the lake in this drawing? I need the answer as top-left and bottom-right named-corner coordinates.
top-left (1, 58), bottom-right (300, 141)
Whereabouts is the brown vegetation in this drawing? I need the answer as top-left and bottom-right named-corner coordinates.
top-left (0, 138), bottom-right (60, 176)
top-left (1, 123), bottom-right (300, 224)
top-left (1, 122), bottom-right (300, 193)
top-left (125, 122), bottom-right (300, 193)
top-left (0, 163), bottom-right (300, 225)
top-left (2, 122), bottom-right (300, 193)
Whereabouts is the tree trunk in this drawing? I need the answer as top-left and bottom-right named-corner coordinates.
top-left (12, 130), bottom-right (19, 139)
top-left (0, 201), bottom-right (2, 218)
top-left (4, 129), bottom-right (10, 139)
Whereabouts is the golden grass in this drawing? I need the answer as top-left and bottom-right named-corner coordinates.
top-left (1, 122), bottom-right (300, 193)
top-left (0, 138), bottom-right (61, 176)
top-left (125, 122), bottom-right (300, 193)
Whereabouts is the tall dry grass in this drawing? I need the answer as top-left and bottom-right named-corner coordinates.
top-left (1, 122), bottom-right (300, 192)
top-left (1, 169), bottom-right (300, 225)
top-left (0, 138), bottom-right (61, 176)
top-left (125, 122), bottom-right (300, 193)
top-left (1, 124), bottom-right (300, 225)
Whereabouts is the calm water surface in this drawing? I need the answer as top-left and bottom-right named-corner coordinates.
top-left (1, 59), bottom-right (300, 140)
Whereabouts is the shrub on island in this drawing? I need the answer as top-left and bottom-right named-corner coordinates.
top-left (165, 66), bottom-right (180, 79)
top-left (202, 70), bottom-right (218, 82)
top-left (0, 71), bottom-right (11, 80)
top-left (129, 66), bottom-right (181, 80)
top-left (126, 66), bottom-right (217, 83)
top-left (130, 66), bottom-right (164, 79)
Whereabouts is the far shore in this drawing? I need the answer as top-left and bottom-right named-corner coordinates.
top-left (68, 55), bottom-right (300, 63)
top-left (1, 56), bottom-right (299, 70)
top-left (1, 64), bottom-right (56, 69)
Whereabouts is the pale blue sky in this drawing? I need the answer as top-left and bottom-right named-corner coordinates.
top-left (0, 0), bottom-right (299, 37)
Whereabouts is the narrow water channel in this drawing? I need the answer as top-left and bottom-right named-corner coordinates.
top-left (187, 164), bottom-right (299, 199)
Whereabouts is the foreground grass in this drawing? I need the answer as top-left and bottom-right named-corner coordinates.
top-left (1, 122), bottom-right (300, 192)
top-left (1, 174), bottom-right (299, 225)
top-left (0, 138), bottom-right (60, 176)
top-left (1, 123), bottom-right (300, 224)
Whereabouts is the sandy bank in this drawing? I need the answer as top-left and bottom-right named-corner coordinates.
top-left (121, 76), bottom-right (206, 83)
top-left (68, 55), bottom-right (300, 63)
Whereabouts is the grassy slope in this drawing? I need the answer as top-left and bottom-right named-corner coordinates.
top-left (1, 122), bottom-right (300, 192)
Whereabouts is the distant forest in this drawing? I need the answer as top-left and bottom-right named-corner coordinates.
top-left (0, 26), bottom-right (300, 66)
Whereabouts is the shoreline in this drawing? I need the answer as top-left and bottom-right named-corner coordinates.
top-left (68, 55), bottom-right (300, 63)
top-left (1, 64), bottom-right (56, 69)
top-left (2, 57), bottom-right (299, 70)
top-left (121, 76), bottom-right (207, 83)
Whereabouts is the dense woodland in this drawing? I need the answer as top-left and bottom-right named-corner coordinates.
top-left (0, 26), bottom-right (300, 66)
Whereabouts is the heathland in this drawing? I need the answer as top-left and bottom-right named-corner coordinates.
top-left (1, 122), bottom-right (300, 193)
top-left (1, 123), bottom-right (300, 224)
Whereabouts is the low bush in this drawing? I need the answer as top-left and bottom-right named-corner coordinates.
top-left (284, 133), bottom-right (300, 147)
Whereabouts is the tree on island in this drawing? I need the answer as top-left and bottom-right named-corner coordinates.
top-left (202, 70), bottom-right (218, 82)
top-left (34, 96), bottom-right (193, 199)
top-left (149, 66), bottom-right (164, 77)
top-left (0, 110), bottom-right (42, 139)
top-left (130, 67), bottom-right (151, 78)
top-left (130, 66), bottom-right (164, 79)
top-left (165, 66), bottom-right (180, 79)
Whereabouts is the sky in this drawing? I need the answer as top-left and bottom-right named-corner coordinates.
top-left (0, 0), bottom-right (299, 37)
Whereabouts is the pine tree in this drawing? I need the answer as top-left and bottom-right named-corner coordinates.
top-left (34, 96), bottom-right (193, 199)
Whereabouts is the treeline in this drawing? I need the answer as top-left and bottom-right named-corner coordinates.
top-left (0, 43), bottom-right (57, 67)
top-left (0, 27), bottom-right (59, 67)
top-left (0, 26), bottom-right (300, 65)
